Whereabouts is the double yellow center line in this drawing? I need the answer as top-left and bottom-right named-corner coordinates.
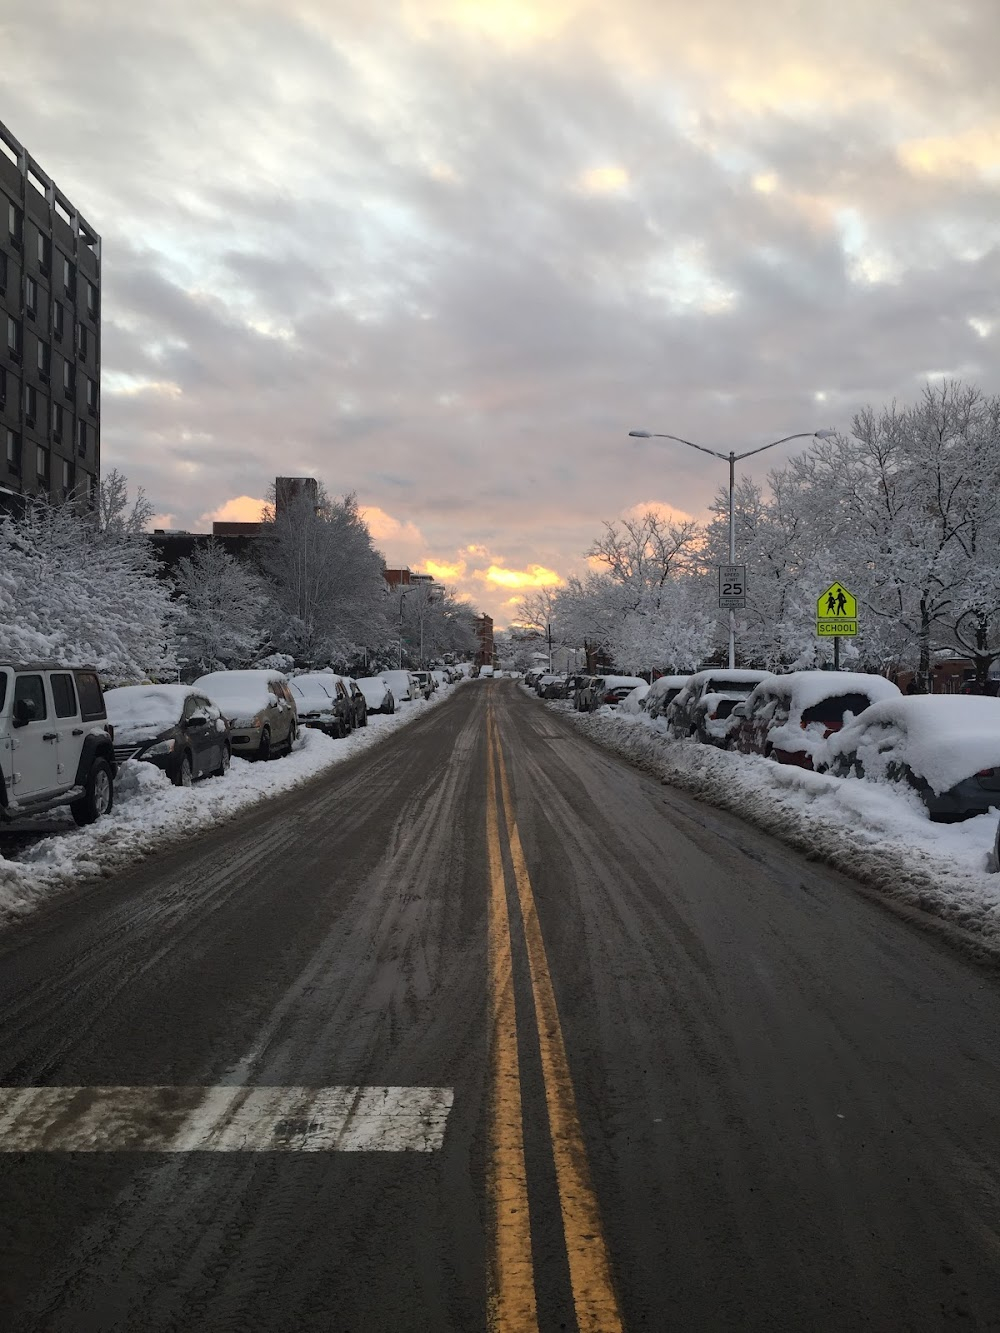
top-left (485, 700), bottom-right (624, 1332)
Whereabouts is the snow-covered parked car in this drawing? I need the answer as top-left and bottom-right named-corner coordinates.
top-left (105, 684), bottom-right (231, 786)
top-left (193, 670), bottom-right (298, 760)
top-left (619, 682), bottom-right (650, 715)
top-left (579, 675), bottom-right (647, 712)
top-left (288, 674), bottom-right (350, 738)
top-left (727, 671), bottom-right (901, 769)
top-left (535, 673), bottom-right (564, 698)
top-left (356, 676), bottom-right (396, 715)
top-left (0, 662), bottom-right (116, 826)
top-left (381, 670), bottom-right (420, 703)
top-left (409, 670), bottom-right (435, 699)
top-left (337, 677), bottom-right (369, 729)
top-left (644, 674), bottom-right (693, 720)
top-left (821, 695), bottom-right (1000, 821)
top-left (666, 669), bottom-right (772, 744)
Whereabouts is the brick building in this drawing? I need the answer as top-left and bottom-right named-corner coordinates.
top-left (475, 613), bottom-right (495, 668)
top-left (0, 117), bottom-right (101, 508)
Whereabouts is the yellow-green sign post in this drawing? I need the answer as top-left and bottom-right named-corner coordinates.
top-left (816, 582), bottom-right (858, 670)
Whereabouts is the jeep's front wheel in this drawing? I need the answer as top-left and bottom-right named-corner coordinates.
top-left (71, 758), bottom-right (114, 826)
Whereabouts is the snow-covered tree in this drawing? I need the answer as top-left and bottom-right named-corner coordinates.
top-left (552, 509), bottom-right (709, 670)
top-left (175, 542), bottom-right (268, 676)
top-left (0, 480), bottom-right (176, 683)
top-left (257, 485), bottom-right (392, 666)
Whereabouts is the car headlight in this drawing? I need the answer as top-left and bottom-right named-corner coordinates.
top-left (146, 739), bottom-right (175, 756)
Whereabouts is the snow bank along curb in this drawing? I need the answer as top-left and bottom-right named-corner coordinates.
top-left (0, 683), bottom-right (464, 927)
top-left (549, 697), bottom-right (1000, 954)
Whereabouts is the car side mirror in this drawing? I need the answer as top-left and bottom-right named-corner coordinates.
top-left (12, 698), bottom-right (34, 727)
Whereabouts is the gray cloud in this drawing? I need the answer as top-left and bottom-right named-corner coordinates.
top-left (3, 0), bottom-right (999, 617)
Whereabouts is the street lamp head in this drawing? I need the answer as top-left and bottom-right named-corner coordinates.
top-left (628, 429), bottom-right (652, 438)
top-left (814, 429), bottom-right (837, 440)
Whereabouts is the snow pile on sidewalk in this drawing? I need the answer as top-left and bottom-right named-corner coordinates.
top-left (0, 685), bottom-right (460, 926)
top-left (561, 703), bottom-right (1000, 949)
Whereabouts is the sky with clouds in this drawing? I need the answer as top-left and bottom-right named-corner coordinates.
top-left (3, 0), bottom-right (999, 623)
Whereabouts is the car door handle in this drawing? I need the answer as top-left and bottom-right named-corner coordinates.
top-left (43, 732), bottom-right (58, 741)
top-left (72, 728), bottom-right (84, 736)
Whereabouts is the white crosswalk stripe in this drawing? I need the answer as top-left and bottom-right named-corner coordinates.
top-left (0, 1086), bottom-right (454, 1152)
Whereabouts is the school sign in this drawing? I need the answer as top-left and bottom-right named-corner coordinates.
top-left (816, 582), bottom-right (858, 637)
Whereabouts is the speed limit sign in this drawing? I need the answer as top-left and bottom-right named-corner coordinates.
top-left (719, 564), bottom-right (746, 609)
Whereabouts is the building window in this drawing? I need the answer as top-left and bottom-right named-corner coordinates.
top-left (5, 429), bottom-right (20, 474)
top-left (0, 365), bottom-right (5, 408)
top-left (0, 249), bottom-right (6, 295)
top-left (62, 256), bottom-right (75, 298)
top-left (51, 399), bottom-right (63, 439)
top-left (62, 357), bottom-right (75, 398)
top-left (36, 232), bottom-right (51, 274)
top-left (23, 381), bottom-right (37, 426)
top-left (85, 375), bottom-right (98, 414)
top-left (25, 275), bottom-right (37, 318)
top-left (62, 458), bottom-right (74, 496)
top-left (86, 280), bottom-right (97, 317)
top-left (36, 340), bottom-right (50, 381)
top-left (53, 300), bottom-right (64, 341)
top-left (75, 321), bottom-right (87, 358)
top-left (77, 418), bottom-right (88, 457)
top-left (8, 201), bottom-right (22, 249)
top-left (6, 315), bottom-right (22, 362)
top-left (36, 444), bottom-right (49, 483)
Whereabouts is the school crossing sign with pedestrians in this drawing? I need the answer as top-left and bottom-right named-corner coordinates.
top-left (816, 582), bottom-right (858, 637)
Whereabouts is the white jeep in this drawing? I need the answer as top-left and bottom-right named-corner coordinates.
top-left (0, 662), bottom-right (117, 826)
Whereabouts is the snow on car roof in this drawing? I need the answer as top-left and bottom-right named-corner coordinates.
top-left (104, 683), bottom-right (200, 728)
top-left (831, 694), bottom-right (1000, 793)
top-left (648, 675), bottom-right (692, 694)
top-left (748, 670), bottom-right (901, 711)
top-left (596, 675), bottom-right (646, 688)
top-left (193, 670), bottom-right (284, 707)
top-left (693, 669), bottom-right (772, 685)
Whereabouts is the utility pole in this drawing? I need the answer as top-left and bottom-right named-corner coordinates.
top-left (547, 622), bottom-right (553, 672)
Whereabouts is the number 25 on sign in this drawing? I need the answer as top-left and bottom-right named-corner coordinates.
top-left (718, 565), bottom-right (746, 610)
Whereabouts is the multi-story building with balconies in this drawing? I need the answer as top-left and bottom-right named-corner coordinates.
top-left (0, 116), bottom-right (100, 509)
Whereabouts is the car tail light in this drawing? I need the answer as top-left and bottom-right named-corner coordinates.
top-left (709, 710), bottom-right (719, 720)
top-left (104, 722), bottom-right (114, 740)
top-left (977, 768), bottom-right (995, 777)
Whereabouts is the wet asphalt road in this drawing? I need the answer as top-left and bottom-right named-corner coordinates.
top-left (2, 680), bottom-right (1000, 1330)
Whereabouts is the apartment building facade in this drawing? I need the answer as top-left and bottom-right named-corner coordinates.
top-left (0, 117), bottom-right (101, 508)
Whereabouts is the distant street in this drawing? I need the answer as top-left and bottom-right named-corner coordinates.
top-left (2, 681), bottom-right (1000, 1330)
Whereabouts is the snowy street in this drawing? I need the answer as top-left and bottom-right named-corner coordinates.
top-left (545, 692), bottom-right (1000, 952)
top-left (0, 681), bottom-right (459, 925)
top-left (2, 679), bottom-right (1000, 1329)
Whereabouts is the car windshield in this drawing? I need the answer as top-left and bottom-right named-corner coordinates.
top-left (801, 693), bottom-right (873, 727)
top-left (713, 698), bottom-right (741, 719)
top-left (703, 677), bottom-right (761, 696)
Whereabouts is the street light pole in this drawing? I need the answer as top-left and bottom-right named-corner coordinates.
top-left (398, 592), bottom-right (407, 670)
top-left (629, 428), bottom-right (836, 669)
